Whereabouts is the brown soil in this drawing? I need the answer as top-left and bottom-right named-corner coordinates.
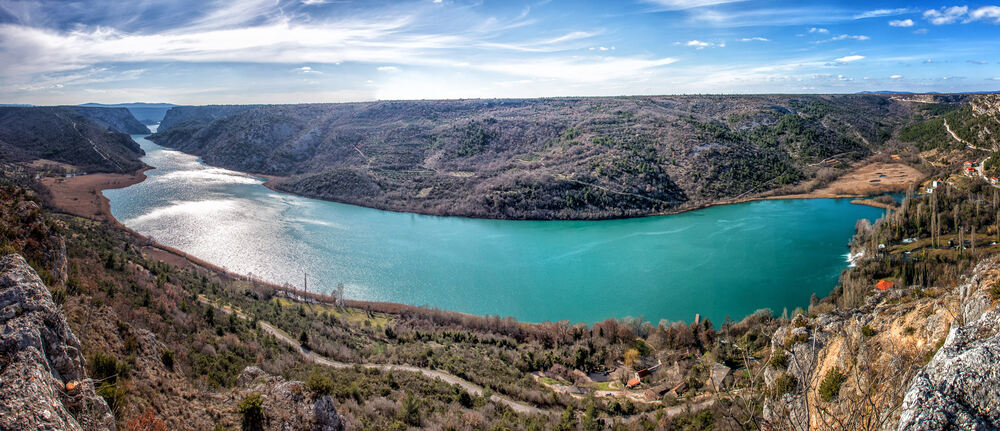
top-left (775, 162), bottom-right (924, 200)
top-left (40, 171), bottom-right (148, 223)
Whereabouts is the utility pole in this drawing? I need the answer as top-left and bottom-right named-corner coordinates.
top-left (303, 272), bottom-right (308, 295)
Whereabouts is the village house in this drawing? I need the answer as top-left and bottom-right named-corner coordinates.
top-left (707, 363), bottom-right (734, 391)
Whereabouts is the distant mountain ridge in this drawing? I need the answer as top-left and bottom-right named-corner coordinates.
top-left (79, 102), bottom-right (178, 126)
top-left (152, 95), bottom-right (926, 219)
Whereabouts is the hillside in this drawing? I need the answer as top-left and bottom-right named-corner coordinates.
top-left (79, 103), bottom-right (177, 126)
top-left (151, 95), bottom-right (920, 220)
top-left (0, 107), bottom-right (145, 174)
top-left (69, 106), bottom-right (151, 134)
top-left (2, 94), bottom-right (1000, 428)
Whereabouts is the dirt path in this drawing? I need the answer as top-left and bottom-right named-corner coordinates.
top-left (198, 297), bottom-right (550, 416)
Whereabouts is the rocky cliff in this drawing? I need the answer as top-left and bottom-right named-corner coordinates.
top-left (0, 107), bottom-right (145, 173)
top-left (0, 253), bottom-right (115, 430)
top-left (763, 255), bottom-right (1000, 430)
top-left (897, 258), bottom-right (1000, 430)
top-left (151, 95), bottom-right (914, 219)
top-left (69, 107), bottom-right (150, 135)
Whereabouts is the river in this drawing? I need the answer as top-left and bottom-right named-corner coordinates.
top-left (104, 134), bottom-right (884, 324)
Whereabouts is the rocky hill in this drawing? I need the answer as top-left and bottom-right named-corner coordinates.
top-left (151, 95), bottom-right (917, 219)
top-left (0, 253), bottom-right (115, 430)
top-left (78, 103), bottom-right (176, 126)
top-left (0, 107), bottom-right (145, 174)
top-left (68, 107), bottom-right (150, 135)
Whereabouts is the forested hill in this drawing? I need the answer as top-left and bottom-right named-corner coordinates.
top-left (152, 95), bottom-right (926, 219)
top-left (0, 107), bottom-right (145, 174)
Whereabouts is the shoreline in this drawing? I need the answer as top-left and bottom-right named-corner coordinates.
top-left (40, 155), bottom-right (906, 325)
top-left (259, 175), bottom-right (898, 222)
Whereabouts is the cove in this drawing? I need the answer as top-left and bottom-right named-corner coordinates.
top-left (105, 134), bottom-right (885, 325)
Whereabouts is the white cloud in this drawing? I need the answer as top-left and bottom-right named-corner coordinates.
top-left (837, 74), bottom-right (853, 81)
top-left (809, 27), bottom-right (829, 33)
top-left (643, 0), bottom-right (747, 11)
top-left (923, 6), bottom-right (968, 25)
top-left (740, 37), bottom-right (769, 42)
top-left (890, 74), bottom-right (902, 79)
top-left (294, 66), bottom-right (320, 74)
top-left (834, 55), bottom-right (865, 63)
top-left (377, 66), bottom-right (399, 72)
top-left (678, 40), bottom-right (724, 49)
top-left (889, 19), bottom-right (914, 27)
top-left (968, 6), bottom-right (1000, 23)
top-left (477, 56), bottom-right (679, 82)
top-left (855, 8), bottom-right (912, 19)
top-left (830, 34), bottom-right (870, 41)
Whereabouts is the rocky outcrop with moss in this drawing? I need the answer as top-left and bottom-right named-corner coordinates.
top-left (0, 253), bottom-right (115, 430)
top-left (897, 259), bottom-right (1000, 430)
top-left (233, 367), bottom-right (343, 431)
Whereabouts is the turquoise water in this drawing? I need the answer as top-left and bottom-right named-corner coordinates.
top-left (105, 134), bottom-right (884, 324)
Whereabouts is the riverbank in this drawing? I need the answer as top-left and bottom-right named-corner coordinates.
top-left (40, 169), bottom-right (149, 224)
top-left (256, 160), bottom-right (919, 222)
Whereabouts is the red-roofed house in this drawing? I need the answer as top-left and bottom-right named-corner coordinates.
top-left (876, 280), bottom-right (893, 291)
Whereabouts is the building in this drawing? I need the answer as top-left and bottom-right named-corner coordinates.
top-left (706, 363), bottom-right (733, 391)
top-left (626, 377), bottom-right (641, 389)
top-left (644, 383), bottom-right (672, 401)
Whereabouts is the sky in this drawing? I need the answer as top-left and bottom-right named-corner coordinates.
top-left (0, 0), bottom-right (999, 105)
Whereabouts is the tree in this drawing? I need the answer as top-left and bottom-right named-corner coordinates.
top-left (298, 330), bottom-right (309, 348)
top-left (624, 348), bottom-right (640, 368)
top-left (237, 393), bottom-right (264, 431)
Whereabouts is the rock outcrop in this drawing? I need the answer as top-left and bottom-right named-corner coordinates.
top-left (0, 253), bottom-right (115, 430)
top-left (897, 263), bottom-right (1000, 430)
top-left (234, 367), bottom-right (344, 431)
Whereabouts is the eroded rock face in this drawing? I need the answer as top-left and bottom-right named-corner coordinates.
top-left (0, 253), bottom-right (115, 430)
top-left (236, 366), bottom-right (343, 431)
top-left (897, 307), bottom-right (1000, 430)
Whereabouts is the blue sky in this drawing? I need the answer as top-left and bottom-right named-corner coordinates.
top-left (1, 0), bottom-right (998, 104)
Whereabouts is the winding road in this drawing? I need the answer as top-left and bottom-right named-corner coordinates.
top-left (198, 296), bottom-right (549, 416)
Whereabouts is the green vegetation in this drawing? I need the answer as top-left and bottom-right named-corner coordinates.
top-left (818, 367), bottom-right (846, 402)
top-left (861, 325), bottom-right (877, 337)
top-left (237, 393), bottom-right (264, 431)
top-left (899, 118), bottom-right (956, 151)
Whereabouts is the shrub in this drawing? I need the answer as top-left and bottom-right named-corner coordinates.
top-left (772, 372), bottom-right (797, 396)
top-left (397, 393), bottom-right (421, 426)
top-left (161, 349), bottom-right (175, 371)
top-left (90, 352), bottom-right (129, 383)
top-left (818, 367), bottom-right (846, 402)
top-left (237, 393), bottom-right (264, 431)
top-left (298, 330), bottom-right (309, 348)
top-left (97, 382), bottom-right (127, 418)
top-left (305, 371), bottom-right (334, 397)
top-left (861, 325), bottom-right (877, 337)
top-left (989, 281), bottom-right (1000, 302)
top-left (768, 349), bottom-right (787, 368)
